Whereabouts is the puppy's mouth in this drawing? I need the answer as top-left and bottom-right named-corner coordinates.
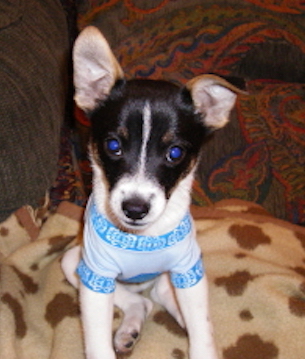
top-left (109, 184), bottom-right (167, 232)
top-left (120, 198), bottom-right (151, 229)
top-left (115, 216), bottom-right (152, 233)
top-left (124, 219), bottom-right (148, 228)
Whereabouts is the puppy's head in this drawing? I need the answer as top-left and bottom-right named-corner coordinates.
top-left (73, 26), bottom-right (245, 232)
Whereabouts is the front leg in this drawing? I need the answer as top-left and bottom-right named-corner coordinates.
top-left (175, 276), bottom-right (218, 359)
top-left (80, 283), bottom-right (116, 359)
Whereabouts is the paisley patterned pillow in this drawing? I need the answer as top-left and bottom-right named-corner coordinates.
top-left (195, 80), bottom-right (305, 225)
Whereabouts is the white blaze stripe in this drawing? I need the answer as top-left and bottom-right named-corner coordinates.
top-left (138, 102), bottom-right (151, 176)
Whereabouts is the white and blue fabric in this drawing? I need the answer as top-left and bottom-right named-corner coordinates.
top-left (77, 196), bottom-right (204, 293)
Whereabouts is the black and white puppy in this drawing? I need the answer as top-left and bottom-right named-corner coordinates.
top-left (62, 26), bottom-right (243, 359)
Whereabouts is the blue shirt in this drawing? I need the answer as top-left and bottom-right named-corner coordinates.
top-left (77, 196), bottom-right (204, 293)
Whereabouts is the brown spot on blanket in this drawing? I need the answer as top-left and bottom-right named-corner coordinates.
top-left (47, 235), bottom-right (76, 256)
top-left (235, 253), bottom-right (247, 259)
top-left (11, 266), bottom-right (39, 294)
top-left (223, 334), bottom-right (279, 359)
top-left (45, 292), bottom-right (79, 328)
top-left (239, 309), bottom-right (253, 321)
top-left (0, 226), bottom-right (9, 236)
top-left (215, 270), bottom-right (256, 296)
top-left (153, 310), bottom-right (187, 337)
top-left (229, 224), bottom-right (271, 250)
top-left (30, 263), bottom-right (39, 271)
top-left (289, 293), bottom-right (305, 317)
top-left (172, 348), bottom-right (186, 358)
top-left (242, 207), bottom-right (272, 217)
top-left (291, 266), bottom-right (305, 278)
top-left (1, 293), bottom-right (27, 338)
top-left (295, 231), bottom-right (305, 251)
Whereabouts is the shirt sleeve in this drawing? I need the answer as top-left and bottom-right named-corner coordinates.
top-left (170, 256), bottom-right (204, 288)
top-left (77, 259), bottom-right (116, 293)
top-left (169, 227), bottom-right (205, 289)
top-left (77, 199), bottom-right (121, 293)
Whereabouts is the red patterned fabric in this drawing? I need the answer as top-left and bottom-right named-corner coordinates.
top-left (196, 80), bottom-right (305, 224)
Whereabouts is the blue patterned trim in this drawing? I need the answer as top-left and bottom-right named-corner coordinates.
top-left (77, 257), bottom-right (204, 292)
top-left (90, 202), bottom-right (192, 252)
top-left (77, 259), bottom-right (116, 293)
top-left (170, 257), bottom-right (204, 289)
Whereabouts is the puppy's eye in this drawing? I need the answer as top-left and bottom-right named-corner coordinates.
top-left (166, 146), bottom-right (184, 163)
top-left (105, 138), bottom-right (122, 156)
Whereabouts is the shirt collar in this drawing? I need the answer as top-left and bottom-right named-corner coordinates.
top-left (88, 199), bottom-right (192, 252)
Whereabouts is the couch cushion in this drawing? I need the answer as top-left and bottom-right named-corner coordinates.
top-left (0, 0), bottom-right (69, 222)
top-left (0, 0), bottom-right (23, 29)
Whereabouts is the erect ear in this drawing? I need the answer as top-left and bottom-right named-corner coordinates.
top-left (186, 74), bottom-right (247, 130)
top-left (73, 26), bottom-right (124, 112)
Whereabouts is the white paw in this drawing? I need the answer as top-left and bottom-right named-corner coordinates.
top-left (114, 326), bottom-right (140, 353)
top-left (114, 297), bottom-right (153, 354)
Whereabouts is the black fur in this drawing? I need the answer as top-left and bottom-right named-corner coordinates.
top-left (89, 79), bottom-right (209, 196)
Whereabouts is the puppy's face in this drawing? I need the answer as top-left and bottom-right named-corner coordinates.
top-left (90, 79), bottom-right (208, 230)
top-left (73, 26), bottom-right (244, 231)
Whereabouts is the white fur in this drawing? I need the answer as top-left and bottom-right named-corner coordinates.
top-left (138, 102), bottom-right (152, 176)
top-left (109, 174), bottom-right (167, 231)
top-left (61, 25), bottom-right (244, 359)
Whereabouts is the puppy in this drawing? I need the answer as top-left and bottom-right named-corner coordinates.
top-left (62, 26), bottom-right (244, 359)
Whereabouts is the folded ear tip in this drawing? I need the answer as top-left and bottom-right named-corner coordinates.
top-left (186, 74), bottom-right (247, 95)
top-left (219, 75), bottom-right (247, 92)
top-left (186, 74), bottom-right (242, 130)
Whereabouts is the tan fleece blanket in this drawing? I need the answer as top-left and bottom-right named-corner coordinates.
top-left (1, 199), bottom-right (305, 359)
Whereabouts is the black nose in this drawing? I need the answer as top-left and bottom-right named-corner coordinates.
top-left (122, 198), bottom-right (150, 220)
